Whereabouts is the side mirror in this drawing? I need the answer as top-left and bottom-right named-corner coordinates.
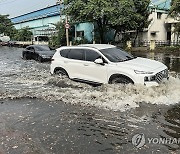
top-left (94, 58), bottom-right (104, 65)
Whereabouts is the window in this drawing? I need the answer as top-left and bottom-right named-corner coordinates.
top-left (35, 45), bottom-right (50, 51)
top-left (85, 49), bottom-right (101, 62)
top-left (60, 49), bottom-right (70, 58)
top-left (68, 49), bottom-right (84, 60)
top-left (26, 47), bottom-right (34, 51)
top-left (77, 31), bottom-right (84, 37)
top-left (151, 32), bottom-right (156, 37)
top-left (26, 47), bottom-right (31, 50)
top-left (100, 48), bottom-right (135, 62)
top-left (157, 12), bottom-right (162, 19)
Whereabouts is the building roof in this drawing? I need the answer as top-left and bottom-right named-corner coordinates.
top-left (150, 0), bottom-right (171, 10)
top-left (11, 4), bottom-right (63, 24)
top-left (11, 0), bottom-right (171, 24)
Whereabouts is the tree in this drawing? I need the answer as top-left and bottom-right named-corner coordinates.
top-left (0, 14), bottom-right (16, 38)
top-left (49, 21), bottom-right (74, 48)
top-left (169, 0), bottom-right (180, 20)
top-left (64, 0), bottom-right (112, 43)
top-left (169, 0), bottom-right (180, 41)
top-left (64, 0), bottom-right (150, 43)
top-left (14, 27), bottom-right (33, 41)
top-left (109, 0), bottom-right (150, 43)
top-left (49, 21), bottom-right (66, 48)
top-left (131, 0), bottom-right (150, 44)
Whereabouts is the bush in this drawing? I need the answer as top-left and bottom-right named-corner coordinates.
top-left (72, 38), bottom-right (89, 45)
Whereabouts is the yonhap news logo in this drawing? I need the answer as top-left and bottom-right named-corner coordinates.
top-left (132, 133), bottom-right (145, 148)
top-left (132, 133), bottom-right (180, 148)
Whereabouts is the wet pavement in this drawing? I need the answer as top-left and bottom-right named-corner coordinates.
top-left (0, 46), bottom-right (180, 154)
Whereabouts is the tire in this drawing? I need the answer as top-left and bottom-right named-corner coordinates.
top-left (54, 68), bottom-right (69, 78)
top-left (110, 76), bottom-right (133, 84)
top-left (23, 53), bottom-right (28, 60)
top-left (37, 56), bottom-right (43, 63)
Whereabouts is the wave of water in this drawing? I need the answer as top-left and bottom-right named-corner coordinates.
top-left (0, 64), bottom-right (179, 111)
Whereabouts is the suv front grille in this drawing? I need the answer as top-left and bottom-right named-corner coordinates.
top-left (155, 69), bottom-right (168, 83)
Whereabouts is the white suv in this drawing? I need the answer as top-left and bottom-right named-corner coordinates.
top-left (50, 44), bottom-right (168, 86)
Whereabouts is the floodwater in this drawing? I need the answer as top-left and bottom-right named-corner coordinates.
top-left (0, 46), bottom-right (180, 154)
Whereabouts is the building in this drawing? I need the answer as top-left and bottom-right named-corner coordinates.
top-left (137, 0), bottom-right (179, 46)
top-left (11, 0), bottom-right (179, 45)
top-left (11, 4), bottom-right (94, 43)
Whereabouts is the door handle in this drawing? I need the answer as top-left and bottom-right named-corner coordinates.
top-left (83, 64), bottom-right (89, 66)
top-left (64, 61), bottom-right (68, 63)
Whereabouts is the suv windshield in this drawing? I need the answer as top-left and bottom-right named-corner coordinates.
top-left (100, 48), bottom-right (135, 62)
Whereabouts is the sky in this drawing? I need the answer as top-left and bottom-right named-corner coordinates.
top-left (0, 0), bottom-right (56, 18)
top-left (0, 0), bottom-right (163, 18)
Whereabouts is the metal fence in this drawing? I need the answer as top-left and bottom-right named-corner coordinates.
top-left (135, 40), bottom-right (180, 47)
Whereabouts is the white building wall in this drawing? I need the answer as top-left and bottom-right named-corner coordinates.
top-left (147, 11), bottom-right (168, 41)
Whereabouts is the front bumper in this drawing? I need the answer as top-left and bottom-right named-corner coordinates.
top-left (144, 77), bottom-right (169, 87)
top-left (134, 68), bottom-right (169, 87)
top-left (143, 69), bottom-right (169, 87)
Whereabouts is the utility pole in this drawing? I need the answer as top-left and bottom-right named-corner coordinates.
top-left (65, 16), bottom-right (69, 46)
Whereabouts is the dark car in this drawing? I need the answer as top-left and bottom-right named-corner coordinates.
top-left (22, 45), bottom-right (55, 62)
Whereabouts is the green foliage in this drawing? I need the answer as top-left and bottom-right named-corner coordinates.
top-left (0, 14), bottom-right (17, 38)
top-left (169, 0), bottom-right (180, 41)
top-left (72, 38), bottom-right (89, 45)
top-left (57, 21), bottom-right (67, 46)
top-left (64, 0), bottom-right (150, 43)
top-left (49, 21), bottom-right (75, 48)
top-left (174, 23), bottom-right (180, 33)
top-left (49, 21), bottom-right (66, 48)
top-left (169, 0), bottom-right (180, 19)
top-left (13, 27), bottom-right (33, 41)
top-left (0, 15), bottom-right (33, 41)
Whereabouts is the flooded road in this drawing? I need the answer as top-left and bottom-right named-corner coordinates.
top-left (0, 46), bottom-right (180, 154)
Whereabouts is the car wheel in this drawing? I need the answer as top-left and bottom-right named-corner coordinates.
top-left (54, 69), bottom-right (69, 78)
top-left (23, 53), bottom-right (28, 60)
top-left (110, 76), bottom-right (133, 84)
top-left (37, 56), bottom-right (43, 62)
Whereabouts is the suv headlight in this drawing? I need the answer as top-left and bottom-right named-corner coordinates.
top-left (134, 70), bottom-right (153, 74)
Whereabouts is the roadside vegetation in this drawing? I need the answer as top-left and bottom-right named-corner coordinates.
top-left (0, 14), bottom-right (32, 41)
top-left (0, 14), bottom-right (17, 39)
top-left (13, 27), bottom-right (33, 41)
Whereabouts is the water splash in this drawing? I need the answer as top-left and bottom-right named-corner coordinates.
top-left (0, 47), bottom-right (179, 111)
top-left (1, 72), bottom-right (180, 111)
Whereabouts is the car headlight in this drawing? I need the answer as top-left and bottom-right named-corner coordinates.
top-left (41, 55), bottom-right (49, 58)
top-left (134, 70), bottom-right (154, 74)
